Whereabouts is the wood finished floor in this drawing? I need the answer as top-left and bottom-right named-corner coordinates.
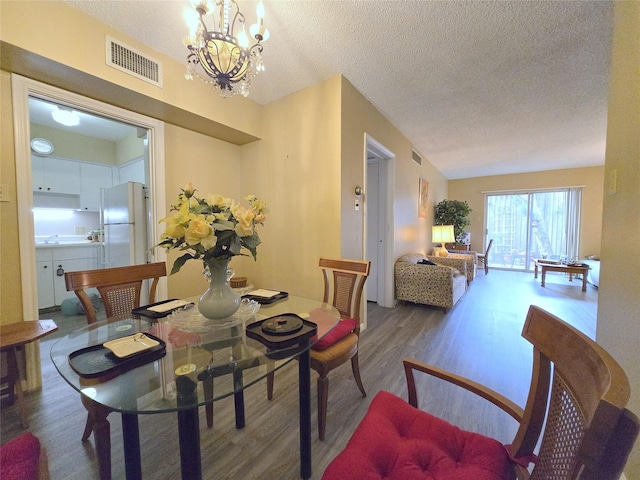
top-left (1, 269), bottom-right (597, 479)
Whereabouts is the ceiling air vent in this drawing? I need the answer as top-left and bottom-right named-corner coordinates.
top-left (106, 36), bottom-right (163, 87)
top-left (412, 149), bottom-right (422, 166)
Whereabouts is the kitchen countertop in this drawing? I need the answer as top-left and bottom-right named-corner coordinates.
top-left (35, 241), bottom-right (101, 248)
top-left (34, 235), bottom-right (102, 248)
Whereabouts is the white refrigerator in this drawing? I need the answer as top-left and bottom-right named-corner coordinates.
top-left (101, 182), bottom-right (149, 268)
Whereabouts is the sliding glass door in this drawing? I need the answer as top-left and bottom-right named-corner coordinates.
top-left (486, 189), bottom-right (581, 271)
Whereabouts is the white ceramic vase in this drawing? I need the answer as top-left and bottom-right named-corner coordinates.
top-left (198, 258), bottom-right (241, 320)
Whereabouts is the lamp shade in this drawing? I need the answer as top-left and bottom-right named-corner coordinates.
top-left (432, 225), bottom-right (455, 244)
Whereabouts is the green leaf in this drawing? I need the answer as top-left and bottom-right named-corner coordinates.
top-left (171, 253), bottom-right (194, 275)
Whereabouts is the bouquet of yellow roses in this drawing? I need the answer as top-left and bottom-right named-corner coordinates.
top-left (158, 183), bottom-right (267, 275)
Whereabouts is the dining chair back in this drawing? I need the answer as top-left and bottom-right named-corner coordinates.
top-left (322, 305), bottom-right (639, 479)
top-left (477, 238), bottom-right (493, 274)
top-left (267, 257), bottom-right (371, 441)
top-left (314, 257), bottom-right (371, 440)
top-left (64, 262), bottom-right (166, 324)
top-left (64, 261), bottom-right (167, 480)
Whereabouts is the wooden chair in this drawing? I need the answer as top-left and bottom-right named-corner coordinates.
top-left (64, 262), bottom-right (166, 325)
top-left (477, 238), bottom-right (493, 274)
top-left (64, 262), bottom-right (166, 480)
top-left (267, 258), bottom-right (371, 441)
top-left (322, 305), bottom-right (639, 479)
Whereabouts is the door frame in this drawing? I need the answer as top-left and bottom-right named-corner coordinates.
top-left (11, 74), bottom-right (167, 388)
top-left (364, 134), bottom-right (395, 308)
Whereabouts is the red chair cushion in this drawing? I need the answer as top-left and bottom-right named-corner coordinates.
top-left (0, 433), bottom-right (42, 480)
top-left (322, 391), bottom-right (512, 480)
top-left (312, 318), bottom-right (357, 351)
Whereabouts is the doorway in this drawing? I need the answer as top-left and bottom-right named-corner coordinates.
top-left (29, 96), bottom-right (153, 311)
top-left (365, 135), bottom-right (394, 308)
top-left (11, 74), bottom-right (167, 340)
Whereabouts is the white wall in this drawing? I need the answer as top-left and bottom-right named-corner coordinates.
top-left (32, 209), bottom-right (100, 237)
top-left (596, 3), bottom-right (640, 478)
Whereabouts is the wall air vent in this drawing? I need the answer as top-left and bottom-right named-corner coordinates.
top-left (106, 36), bottom-right (163, 87)
top-left (412, 149), bottom-right (422, 166)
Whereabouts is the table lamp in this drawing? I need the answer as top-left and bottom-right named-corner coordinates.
top-left (432, 225), bottom-right (455, 256)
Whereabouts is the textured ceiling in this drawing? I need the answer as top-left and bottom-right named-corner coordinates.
top-left (63, 0), bottom-right (614, 180)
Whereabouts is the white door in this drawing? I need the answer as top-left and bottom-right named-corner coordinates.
top-left (366, 161), bottom-right (380, 302)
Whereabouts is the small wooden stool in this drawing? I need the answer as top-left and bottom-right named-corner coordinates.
top-left (0, 320), bottom-right (57, 428)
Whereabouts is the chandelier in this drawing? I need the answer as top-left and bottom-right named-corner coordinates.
top-left (183, 0), bottom-right (269, 98)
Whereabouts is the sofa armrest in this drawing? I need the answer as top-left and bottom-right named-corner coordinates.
top-left (395, 261), bottom-right (458, 283)
top-left (427, 253), bottom-right (477, 283)
top-left (425, 255), bottom-right (467, 276)
top-left (452, 250), bottom-right (478, 263)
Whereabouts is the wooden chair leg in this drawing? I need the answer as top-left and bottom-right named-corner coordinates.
top-left (38, 444), bottom-right (51, 480)
top-left (81, 412), bottom-right (94, 442)
top-left (266, 370), bottom-right (274, 401)
top-left (93, 409), bottom-right (111, 480)
top-left (82, 399), bottom-right (112, 480)
top-left (350, 353), bottom-right (366, 397)
top-left (5, 347), bottom-right (29, 428)
top-left (317, 375), bottom-right (329, 441)
top-left (203, 376), bottom-right (214, 428)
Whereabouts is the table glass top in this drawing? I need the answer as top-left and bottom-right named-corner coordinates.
top-left (50, 296), bottom-right (340, 414)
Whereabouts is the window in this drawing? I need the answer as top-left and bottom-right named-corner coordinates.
top-left (485, 188), bottom-right (582, 271)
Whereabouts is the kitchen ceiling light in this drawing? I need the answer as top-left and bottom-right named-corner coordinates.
top-left (183, 0), bottom-right (269, 98)
top-left (30, 138), bottom-right (54, 155)
top-left (51, 107), bottom-right (80, 126)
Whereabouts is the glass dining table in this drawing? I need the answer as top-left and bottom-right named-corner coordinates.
top-left (50, 294), bottom-right (341, 480)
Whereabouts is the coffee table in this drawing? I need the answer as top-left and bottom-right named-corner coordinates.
top-left (534, 260), bottom-right (590, 291)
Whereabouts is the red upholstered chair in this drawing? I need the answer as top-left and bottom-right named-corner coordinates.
top-left (267, 257), bottom-right (371, 440)
top-left (0, 433), bottom-right (50, 480)
top-left (322, 305), bottom-right (639, 480)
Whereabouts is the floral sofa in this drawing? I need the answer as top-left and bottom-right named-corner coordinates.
top-left (395, 254), bottom-right (467, 312)
top-left (426, 252), bottom-right (476, 284)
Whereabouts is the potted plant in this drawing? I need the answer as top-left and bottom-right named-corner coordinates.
top-left (434, 199), bottom-right (472, 245)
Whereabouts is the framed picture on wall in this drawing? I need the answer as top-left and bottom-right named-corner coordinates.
top-left (419, 178), bottom-right (429, 218)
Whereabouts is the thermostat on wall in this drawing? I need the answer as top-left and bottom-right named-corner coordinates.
top-left (30, 138), bottom-right (54, 155)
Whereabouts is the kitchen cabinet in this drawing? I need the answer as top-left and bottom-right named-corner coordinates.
top-left (119, 158), bottom-right (145, 184)
top-left (80, 163), bottom-right (115, 211)
top-left (32, 156), bottom-right (81, 195)
top-left (36, 260), bottom-right (55, 308)
top-left (36, 245), bottom-right (100, 309)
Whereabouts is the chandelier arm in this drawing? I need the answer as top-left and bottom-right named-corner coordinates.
top-left (249, 44), bottom-right (263, 55)
top-left (230, 2), bottom-right (245, 37)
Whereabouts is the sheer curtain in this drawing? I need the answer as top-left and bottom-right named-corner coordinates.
top-left (566, 187), bottom-right (582, 262)
top-left (485, 187), bottom-right (583, 271)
